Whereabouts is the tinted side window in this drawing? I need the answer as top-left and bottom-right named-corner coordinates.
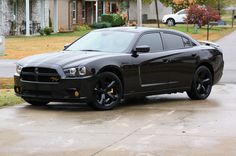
top-left (182, 37), bottom-right (192, 47)
top-left (163, 33), bottom-right (184, 50)
top-left (136, 33), bottom-right (163, 53)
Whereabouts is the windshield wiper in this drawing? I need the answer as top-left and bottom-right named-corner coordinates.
top-left (80, 49), bottom-right (102, 52)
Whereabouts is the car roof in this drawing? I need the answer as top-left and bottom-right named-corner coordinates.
top-left (92, 27), bottom-right (200, 45)
top-left (93, 27), bottom-right (186, 35)
top-left (93, 27), bottom-right (162, 33)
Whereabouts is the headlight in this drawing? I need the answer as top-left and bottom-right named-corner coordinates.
top-left (78, 66), bottom-right (86, 76)
top-left (16, 65), bottom-right (23, 74)
top-left (64, 66), bottom-right (87, 77)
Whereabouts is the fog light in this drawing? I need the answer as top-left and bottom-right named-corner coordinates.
top-left (74, 91), bottom-right (80, 97)
top-left (15, 87), bottom-right (21, 93)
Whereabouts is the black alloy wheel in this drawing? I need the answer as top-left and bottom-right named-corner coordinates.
top-left (89, 72), bottom-right (123, 110)
top-left (187, 66), bottom-right (213, 100)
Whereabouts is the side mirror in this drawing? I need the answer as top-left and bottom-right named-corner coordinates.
top-left (64, 43), bottom-right (71, 50)
top-left (132, 45), bottom-right (150, 57)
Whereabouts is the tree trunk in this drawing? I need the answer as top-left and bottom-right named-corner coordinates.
top-left (154, 0), bottom-right (160, 28)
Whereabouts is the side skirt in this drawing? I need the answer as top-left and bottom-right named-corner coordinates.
top-left (124, 87), bottom-right (190, 98)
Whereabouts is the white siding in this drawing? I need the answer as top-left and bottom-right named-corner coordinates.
top-left (0, 0), bottom-right (2, 35)
top-left (0, 0), bottom-right (49, 36)
top-left (0, 0), bottom-right (11, 35)
top-left (129, 0), bottom-right (172, 21)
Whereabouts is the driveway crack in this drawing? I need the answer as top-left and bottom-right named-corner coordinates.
top-left (90, 127), bottom-right (141, 156)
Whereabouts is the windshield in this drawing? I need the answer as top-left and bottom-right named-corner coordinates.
top-left (66, 31), bottom-right (136, 53)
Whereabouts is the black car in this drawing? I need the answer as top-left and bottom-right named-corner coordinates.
top-left (14, 27), bottom-right (224, 110)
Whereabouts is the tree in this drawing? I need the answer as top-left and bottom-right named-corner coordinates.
top-left (186, 4), bottom-right (220, 40)
top-left (154, 0), bottom-right (160, 27)
top-left (185, 4), bottom-right (220, 27)
top-left (159, 0), bottom-right (219, 13)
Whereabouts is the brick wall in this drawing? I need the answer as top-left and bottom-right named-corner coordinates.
top-left (77, 0), bottom-right (85, 24)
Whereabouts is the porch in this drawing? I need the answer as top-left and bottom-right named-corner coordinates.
top-left (83, 0), bottom-right (120, 24)
top-left (53, 0), bottom-right (122, 31)
top-left (0, 0), bottom-right (54, 36)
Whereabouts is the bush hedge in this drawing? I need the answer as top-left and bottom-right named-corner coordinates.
top-left (101, 14), bottom-right (125, 27)
top-left (91, 22), bottom-right (112, 29)
top-left (44, 27), bottom-right (53, 35)
top-left (74, 24), bottom-right (91, 31)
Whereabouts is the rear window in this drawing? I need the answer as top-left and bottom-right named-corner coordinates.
top-left (163, 33), bottom-right (184, 50)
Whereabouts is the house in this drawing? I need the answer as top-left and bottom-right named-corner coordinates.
top-left (129, 0), bottom-right (172, 23)
top-left (49, 0), bottom-right (122, 31)
top-left (0, 0), bottom-right (51, 36)
top-left (0, 0), bottom-right (171, 36)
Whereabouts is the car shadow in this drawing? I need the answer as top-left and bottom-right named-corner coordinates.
top-left (22, 94), bottom-right (219, 113)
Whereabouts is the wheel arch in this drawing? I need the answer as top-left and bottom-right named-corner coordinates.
top-left (196, 62), bottom-right (214, 82)
top-left (167, 18), bottom-right (175, 24)
top-left (97, 65), bottom-right (124, 87)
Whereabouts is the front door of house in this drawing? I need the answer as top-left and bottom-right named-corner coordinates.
top-left (85, 1), bottom-right (96, 24)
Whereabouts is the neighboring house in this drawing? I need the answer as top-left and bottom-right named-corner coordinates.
top-left (49, 0), bottom-right (121, 31)
top-left (0, 0), bottom-right (170, 36)
top-left (129, 0), bottom-right (172, 22)
top-left (0, 0), bottom-right (50, 36)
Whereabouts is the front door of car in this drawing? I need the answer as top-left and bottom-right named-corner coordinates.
top-left (176, 9), bottom-right (187, 23)
top-left (135, 32), bottom-right (171, 91)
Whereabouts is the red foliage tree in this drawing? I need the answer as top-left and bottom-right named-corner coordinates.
top-left (185, 4), bottom-right (220, 26)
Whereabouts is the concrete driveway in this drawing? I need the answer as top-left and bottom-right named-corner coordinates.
top-left (0, 84), bottom-right (236, 156)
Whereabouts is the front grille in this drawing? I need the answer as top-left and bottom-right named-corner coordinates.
top-left (21, 67), bottom-right (60, 83)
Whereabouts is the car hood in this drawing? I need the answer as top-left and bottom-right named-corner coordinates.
top-left (17, 51), bottom-right (118, 68)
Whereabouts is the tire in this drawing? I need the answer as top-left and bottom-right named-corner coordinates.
top-left (187, 66), bottom-right (213, 100)
top-left (24, 99), bottom-right (49, 106)
top-left (167, 18), bottom-right (175, 26)
top-left (88, 72), bottom-right (123, 110)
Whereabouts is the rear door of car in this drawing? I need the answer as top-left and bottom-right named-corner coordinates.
top-left (161, 31), bottom-right (198, 89)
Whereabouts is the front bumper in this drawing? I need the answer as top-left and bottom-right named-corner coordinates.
top-left (14, 74), bottom-right (96, 102)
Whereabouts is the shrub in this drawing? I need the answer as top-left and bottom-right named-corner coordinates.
top-left (73, 25), bottom-right (79, 31)
top-left (80, 24), bottom-right (91, 31)
top-left (185, 5), bottom-right (220, 27)
top-left (91, 22), bottom-right (112, 29)
top-left (74, 24), bottom-right (91, 31)
top-left (44, 27), bottom-right (53, 35)
top-left (101, 14), bottom-right (114, 24)
top-left (39, 28), bottom-right (44, 36)
top-left (101, 14), bottom-right (125, 27)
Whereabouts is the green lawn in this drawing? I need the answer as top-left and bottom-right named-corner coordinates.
top-left (50, 30), bottom-right (90, 37)
top-left (7, 30), bottom-right (90, 38)
top-left (0, 78), bottom-right (24, 108)
top-left (144, 23), bottom-right (235, 41)
top-left (0, 90), bottom-right (24, 108)
top-left (221, 12), bottom-right (236, 26)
